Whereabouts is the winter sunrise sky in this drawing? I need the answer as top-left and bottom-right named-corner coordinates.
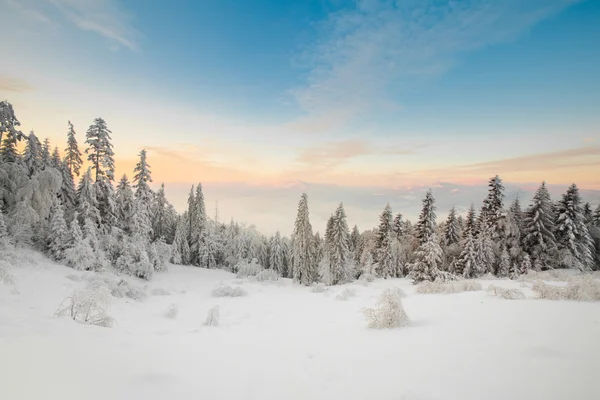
top-left (1, 0), bottom-right (599, 234)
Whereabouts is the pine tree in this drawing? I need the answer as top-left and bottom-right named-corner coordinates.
top-left (504, 204), bottom-right (523, 266)
top-left (480, 175), bottom-right (505, 236)
top-left (189, 183), bottom-right (207, 266)
top-left (116, 174), bottom-right (134, 232)
top-left (76, 168), bottom-right (101, 227)
top-left (409, 233), bottom-right (442, 284)
top-left (443, 206), bottom-right (461, 246)
top-left (520, 254), bottom-right (532, 275)
top-left (0, 127), bottom-right (20, 163)
top-left (152, 183), bottom-right (168, 241)
top-left (464, 204), bottom-right (477, 235)
top-left (475, 225), bottom-right (495, 276)
top-left (47, 200), bottom-right (69, 261)
top-left (41, 138), bottom-right (51, 168)
top-left (393, 213), bottom-right (404, 239)
top-left (51, 147), bottom-right (61, 168)
top-left (64, 121), bottom-right (83, 176)
top-left (583, 202), bottom-right (593, 224)
top-left (22, 131), bottom-right (43, 177)
top-left (171, 213), bottom-right (191, 265)
top-left (522, 182), bottom-right (557, 268)
top-left (85, 118), bottom-right (115, 183)
top-left (291, 193), bottom-right (317, 285)
top-left (133, 149), bottom-right (153, 202)
top-left (555, 184), bottom-right (595, 271)
top-left (498, 247), bottom-right (510, 277)
top-left (375, 204), bottom-right (393, 251)
top-left (63, 212), bottom-right (95, 271)
top-left (326, 203), bottom-right (352, 285)
top-left (350, 225), bottom-right (360, 252)
top-left (376, 229), bottom-right (397, 278)
top-left (58, 160), bottom-right (76, 213)
top-left (0, 208), bottom-right (10, 248)
top-left (269, 231), bottom-right (286, 275)
top-left (129, 197), bottom-right (153, 241)
top-left (456, 231), bottom-right (478, 278)
top-left (593, 204), bottom-right (600, 227)
top-left (415, 190), bottom-right (436, 244)
top-left (0, 100), bottom-right (23, 147)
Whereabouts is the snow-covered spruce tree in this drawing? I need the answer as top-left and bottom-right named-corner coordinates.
top-left (47, 199), bottom-right (69, 261)
top-left (22, 131), bottom-right (43, 177)
top-left (41, 138), bottom-right (51, 169)
top-left (455, 231), bottom-right (478, 278)
top-left (350, 225), bottom-right (360, 253)
top-left (464, 204), bottom-right (477, 235)
top-left (409, 233), bottom-right (443, 284)
top-left (0, 126), bottom-right (21, 164)
top-left (85, 118), bottom-right (115, 183)
top-left (171, 213), bottom-right (191, 265)
top-left (415, 190), bottom-right (437, 245)
top-left (51, 147), bottom-right (61, 168)
top-left (376, 229), bottom-right (397, 278)
top-left (324, 203), bottom-right (353, 285)
top-left (314, 231), bottom-right (324, 267)
top-left (520, 254), bottom-right (532, 275)
top-left (58, 160), bottom-right (76, 214)
top-left (133, 149), bottom-right (153, 201)
top-left (64, 121), bottom-right (83, 177)
top-left (375, 204), bottom-right (393, 253)
top-left (498, 247), bottom-right (510, 278)
top-left (269, 231), bottom-right (286, 275)
top-left (189, 183), bottom-right (207, 266)
top-left (392, 213), bottom-right (404, 240)
top-left (199, 222), bottom-right (222, 269)
top-left (291, 193), bottom-right (317, 285)
top-left (444, 207), bottom-right (461, 246)
top-left (522, 181), bottom-right (557, 269)
top-left (555, 184), bottom-right (595, 271)
top-left (479, 175), bottom-right (505, 236)
top-left (475, 225), bottom-right (495, 276)
top-left (152, 183), bottom-right (168, 241)
top-left (583, 202), bottom-right (593, 224)
top-left (593, 205), bottom-right (600, 227)
top-left (0, 100), bottom-right (23, 147)
top-left (63, 212), bottom-right (96, 271)
top-left (115, 174), bottom-right (134, 232)
top-left (77, 168), bottom-right (101, 226)
top-left (504, 201), bottom-right (524, 267)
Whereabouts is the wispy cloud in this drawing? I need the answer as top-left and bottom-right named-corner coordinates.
top-left (0, 75), bottom-right (34, 93)
top-left (49, 0), bottom-right (140, 51)
top-left (290, 0), bottom-right (578, 126)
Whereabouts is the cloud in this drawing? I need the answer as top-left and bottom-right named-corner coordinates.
top-left (290, 0), bottom-right (577, 125)
top-left (50, 0), bottom-right (140, 51)
top-left (2, 0), bottom-right (53, 25)
top-left (0, 75), bottom-right (34, 93)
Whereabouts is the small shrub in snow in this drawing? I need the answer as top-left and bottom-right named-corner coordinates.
top-left (311, 282), bottom-right (328, 293)
top-left (255, 268), bottom-right (280, 282)
top-left (236, 258), bottom-right (263, 278)
top-left (211, 285), bottom-right (247, 298)
top-left (165, 303), bottom-right (178, 319)
top-left (363, 287), bottom-right (410, 329)
top-left (336, 288), bottom-right (356, 301)
top-left (532, 276), bottom-right (600, 302)
top-left (487, 285), bottom-right (526, 300)
top-left (0, 261), bottom-right (15, 286)
top-left (204, 305), bottom-right (220, 326)
top-left (55, 282), bottom-right (114, 327)
top-left (359, 273), bottom-right (376, 283)
top-left (416, 278), bottom-right (482, 294)
top-left (151, 287), bottom-right (170, 296)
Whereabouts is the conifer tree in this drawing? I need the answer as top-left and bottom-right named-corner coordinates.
top-left (269, 231), bottom-right (286, 275)
top-left (133, 149), bottom-right (153, 202)
top-left (64, 121), bottom-right (83, 176)
top-left (522, 181), bottom-right (557, 268)
top-left (393, 213), bottom-right (404, 240)
top-left (189, 183), bottom-right (207, 266)
top-left (480, 175), bottom-right (505, 236)
top-left (187, 186), bottom-right (196, 246)
top-left (520, 254), bottom-right (532, 275)
top-left (41, 138), bottom-right (51, 168)
top-left (115, 174), bottom-right (134, 232)
top-left (63, 212), bottom-right (95, 271)
top-left (593, 204), bottom-right (600, 227)
top-left (47, 200), bottom-right (69, 261)
top-left (555, 184), bottom-right (595, 271)
top-left (85, 118), bottom-right (115, 182)
top-left (0, 100), bottom-right (23, 146)
top-left (350, 225), bottom-right (360, 252)
top-left (51, 147), bottom-right (61, 168)
top-left (327, 203), bottom-right (352, 284)
top-left (409, 232), bottom-right (442, 284)
top-left (475, 225), bottom-right (495, 276)
top-left (375, 204), bottom-right (393, 252)
top-left (171, 213), bottom-right (191, 265)
top-left (58, 160), bottom-right (76, 213)
top-left (583, 202), bottom-right (593, 224)
top-left (291, 193), bottom-right (317, 285)
top-left (76, 168), bottom-right (101, 227)
top-left (498, 247), bottom-right (510, 277)
top-left (152, 183), bottom-right (168, 241)
top-left (0, 208), bottom-right (10, 248)
top-left (376, 229), bottom-right (397, 278)
top-left (415, 190), bottom-right (436, 244)
top-left (0, 127), bottom-right (20, 163)
top-left (443, 206), bottom-right (461, 246)
top-left (22, 131), bottom-right (43, 177)
top-left (456, 231), bottom-right (478, 278)
top-left (464, 204), bottom-right (477, 235)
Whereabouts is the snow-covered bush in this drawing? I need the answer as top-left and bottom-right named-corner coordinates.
top-left (152, 240), bottom-right (172, 271)
top-left (165, 303), bottom-right (178, 319)
top-left (358, 273), bottom-right (376, 283)
top-left (336, 288), bottom-right (356, 301)
top-left (363, 287), bottom-right (410, 329)
top-left (55, 282), bottom-right (114, 327)
top-left (65, 274), bottom-right (82, 282)
top-left (236, 258), bottom-right (263, 278)
top-left (151, 287), bottom-right (170, 296)
top-left (487, 285), bottom-right (526, 300)
top-left (416, 278), bottom-right (482, 294)
top-left (255, 269), bottom-right (280, 282)
top-left (311, 282), bottom-right (328, 293)
top-left (532, 276), bottom-right (600, 302)
top-left (0, 261), bottom-right (15, 286)
top-left (211, 285), bottom-right (247, 298)
top-left (204, 305), bottom-right (220, 326)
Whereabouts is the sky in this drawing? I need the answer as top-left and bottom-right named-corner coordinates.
top-left (1, 0), bottom-right (599, 235)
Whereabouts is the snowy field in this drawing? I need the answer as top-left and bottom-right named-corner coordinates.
top-left (1, 251), bottom-right (599, 400)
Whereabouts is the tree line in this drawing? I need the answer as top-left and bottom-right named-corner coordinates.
top-left (1, 100), bottom-right (599, 285)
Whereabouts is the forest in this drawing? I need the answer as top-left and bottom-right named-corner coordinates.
top-left (1, 100), bottom-right (600, 286)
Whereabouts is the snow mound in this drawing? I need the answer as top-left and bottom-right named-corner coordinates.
top-left (335, 288), bottom-right (356, 301)
top-left (487, 285), bottom-right (526, 300)
top-left (310, 283), bottom-right (328, 293)
top-left (235, 259), bottom-right (263, 278)
top-left (416, 278), bottom-right (482, 294)
top-left (358, 273), bottom-right (376, 283)
top-left (532, 275), bottom-right (600, 302)
top-left (211, 285), bottom-right (247, 298)
top-left (254, 269), bottom-right (280, 282)
top-left (164, 303), bottom-right (178, 319)
top-left (363, 287), bottom-right (410, 329)
top-left (204, 305), bottom-right (220, 327)
top-left (151, 287), bottom-right (170, 296)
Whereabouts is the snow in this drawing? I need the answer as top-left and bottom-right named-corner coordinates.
top-left (1, 250), bottom-right (599, 400)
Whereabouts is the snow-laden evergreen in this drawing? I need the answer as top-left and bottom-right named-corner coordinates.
top-left (269, 231), bottom-right (286, 276)
top-left (77, 169), bottom-right (101, 227)
top-left (415, 190), bottom-right (436, 244)
top-left (480, 175), bottom-right (505, 237)
top-left (85, 118), bottom-right (115, 183)
top-left (522, 181), bottom-right (557, 269)
top-left (443, 206), bottom-right (461, 246)
top-left (393, 213), bottom-right (404, 240)
top-left (64, 121), bottom-right (83, 177)
top-left (321, 203), bottom-right (353, 285)
top-left (116, 175), bottom-right (134, 233)
top-left (22, 131), bottom-right (43, 177)
top-left (475, 225), bottom-right (495, 276)
top-left (133, 149), bottom-right (153, 202)
top-left (554, 184), bottom-right (595, 271)
top-left (455, 231), bottom-right (478, 278)
top-left (47, 200), bottom-right (69, 261)
top-left (63, 212), bottom-right (96, 271)
top-left (291, 193), bottom-right (317, 285)
top-left (409, 233), bottom-right (443, 284)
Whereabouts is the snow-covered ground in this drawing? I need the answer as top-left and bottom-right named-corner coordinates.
top-left (1, 251), bottom-right (599, 400)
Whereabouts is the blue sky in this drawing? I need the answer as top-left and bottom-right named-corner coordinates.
top-left (1, 0), bottom-right (599, 234)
